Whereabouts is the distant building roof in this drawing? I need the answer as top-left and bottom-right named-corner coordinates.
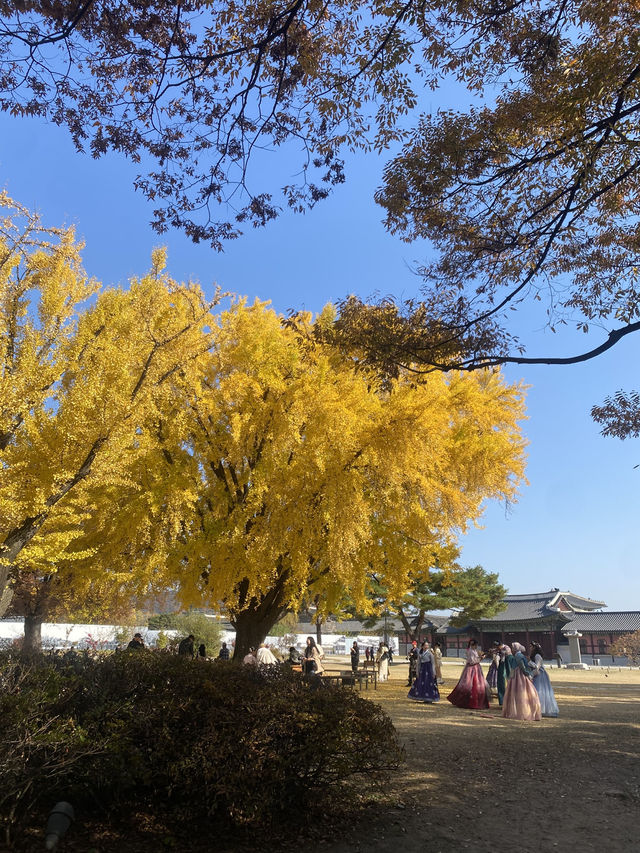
top-left (473, 590), bottom-right (606, 625)
top-left (547, 590), bottom-right (606, 611)
top-left (561, 612), bottom-right (640, 633)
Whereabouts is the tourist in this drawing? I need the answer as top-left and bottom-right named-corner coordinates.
top-left (432, 642), bottom-right (444, 684)
top-left (217, 642), bottom-right (230, 660)
top-left (365, 646), bottom-right (371, 663)
top-left (376, 641), bottom-right (389, 682)
top-left (242, 647), bottom-right (258, 666)
top-left (502, 642), bottom-right (541, 721)
top-left (446, 638), bottom-right (490, 709)
top-left (486, 645), bottom-right (499, 692)
top-left (178, 634), bottom-right (195, 657)
top-left (350, 641), bottom-right (360, 673)
top-left (529, 643), bottom-right (559, 717)
top-left (497, 644), bottom-right (513, 707)
top-left (408, 641), bottom-right (440, 703)
top-left (407, 640), bottom-right (419, 686)
top-left (287, 645), bottom-right (302, 664)
top-left (127, 632), bottom-right (145, 651)
top-left (302, 636), bottom-right (324, 676)
top-left (197, 643), bottom-right (207, 660)
top-left (256, 643), bottom-right (278, 666)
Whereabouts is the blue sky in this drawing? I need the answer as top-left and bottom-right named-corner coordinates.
top-left (1, 108), bottom-right (638, 611)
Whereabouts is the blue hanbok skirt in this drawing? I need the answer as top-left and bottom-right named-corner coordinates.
top-left (408, 659), bottom-right (440, 703)
top-left (532, 667), bottom-right (559, 717)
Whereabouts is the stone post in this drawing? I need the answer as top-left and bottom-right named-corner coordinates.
top-left (565, 631), bottom-right (589, 669)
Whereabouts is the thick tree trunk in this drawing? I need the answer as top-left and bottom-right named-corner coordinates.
top-left (0, 579), bottom-right (12, 618)
top-left (23, 614), bottom-right (43, 654)
top-left (398, 606), bottom-right (423, 643)
top-left (231, 603), bottom-right (286, 659)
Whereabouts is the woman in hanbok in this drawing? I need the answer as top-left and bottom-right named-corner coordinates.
top-left (447, 639), bottom-right (490, 709)
top-left (502, 642), bottom-right (541, 721)
top-left (408, 642), bottom-right (440, 703)
top-left (529, 643), bottom-right (559, 717)
top-left (432, 642), bottom-right (444, 684)
top-left (486, 646), bottom-right (499, 691)
top-left (497, 644), bottom-right (513, 706)
top-left (376, 642), bottom-right (390, 682)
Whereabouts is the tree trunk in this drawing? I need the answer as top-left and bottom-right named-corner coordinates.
top-left (231, 603), bottom-right (286, 659)
top-left (23, 614), bottom-right (43, 654)
top-left (398, 606), bottom-right (425, 643)
top-left (0, 581), bottom-right (12, 618)
top-left (316, 616), bottom-right (322, 646)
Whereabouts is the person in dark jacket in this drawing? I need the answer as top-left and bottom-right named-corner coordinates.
top-left (217, 642), bottom-right (230, 660)
top-left (350, 641), bottom-right (360, 673)
top-left (407, 640), bottom-right (419, 686)
top-left (178, 634), bottom-right (195, 657)
top-left (127, 632), bottom-right (145, 650)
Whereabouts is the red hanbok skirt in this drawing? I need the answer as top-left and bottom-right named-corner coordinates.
top-left (447, 662), bottom-right (490, 709)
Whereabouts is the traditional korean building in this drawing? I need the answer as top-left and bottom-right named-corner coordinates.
top-left (398, 589), bottom-right (640, 662)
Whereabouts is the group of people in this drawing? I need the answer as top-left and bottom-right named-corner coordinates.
top-left (127, 632), bottom-right (559, 721)
top-left (350, 640), bottom-right (393, 681)
top-left (446, 639), bottom-right (559, 720)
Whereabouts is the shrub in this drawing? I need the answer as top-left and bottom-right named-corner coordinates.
top-left (0, 652), bottom-right (403, 843)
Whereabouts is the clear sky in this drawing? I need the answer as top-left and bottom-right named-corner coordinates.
top-left (1, 105), bottom-right (638, 611)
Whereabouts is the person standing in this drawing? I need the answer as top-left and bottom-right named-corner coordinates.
top-left (529, 643), bottom-right (559, 717)
top-left (303, 636), bottom-right (324, 676)
top-left (376, 641), bottom-right (389, 682)
top-left (486, 645), bottom-right (499, 692)
top-left (432, 642), bottom-right (444, 684)
top-left (178, 634), bottom-right (195, 658)
top-left (350, 641), bottom-right (360, 673)
top-left (217, 642), bottom-right (230, 660)
top-left (407, 640), bottom-right (419, 686)
top-left (447, 639), bottom-right (491, 710)
top-left (127, 632), bottom-right (145, 651)
top-left (408, 641), bottom-right (440, 703)
top-left (502, 642), bottom-right (542, 721)
top-left (496, 643), bottom-right (514, 706)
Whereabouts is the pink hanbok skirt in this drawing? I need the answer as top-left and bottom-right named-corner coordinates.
top-left (502, 669), bottom-right (542, 721)
top-left (447, 663), bottom-right (490, 709)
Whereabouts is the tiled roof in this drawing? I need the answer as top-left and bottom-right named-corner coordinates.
top-left (551, 591), bottom-right (607, 610)
top-left (475, 591), bottom-right (568, 623)
top-left (562, 612), bottom-right (640, 633)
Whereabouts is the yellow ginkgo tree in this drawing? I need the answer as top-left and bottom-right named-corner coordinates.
top-left (74, 299), bottom-right (528, 658)
top-left (0, 193), bottom-right (216, 648)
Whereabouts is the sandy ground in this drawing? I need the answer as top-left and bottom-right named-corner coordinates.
top-left (314, 657), bottom-right (640, 853)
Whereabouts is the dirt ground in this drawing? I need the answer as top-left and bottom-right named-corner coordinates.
top-left (315, 658), bottom-right (640, 853)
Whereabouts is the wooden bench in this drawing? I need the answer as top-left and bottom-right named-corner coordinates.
top-left (320, 668), bottom-right (377, 691)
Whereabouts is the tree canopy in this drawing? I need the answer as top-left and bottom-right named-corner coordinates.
top-left (2, 1), bottom-right (639, 426)
top-left (0, 192), bottom-right (216, 632)
top-left (76, 298), bottom-right (527, 656)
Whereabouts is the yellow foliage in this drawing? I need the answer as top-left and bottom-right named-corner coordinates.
top-left (0, 193), bottom-right (216, 617)
top-left (71, 299), bottom-right (527, 625)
